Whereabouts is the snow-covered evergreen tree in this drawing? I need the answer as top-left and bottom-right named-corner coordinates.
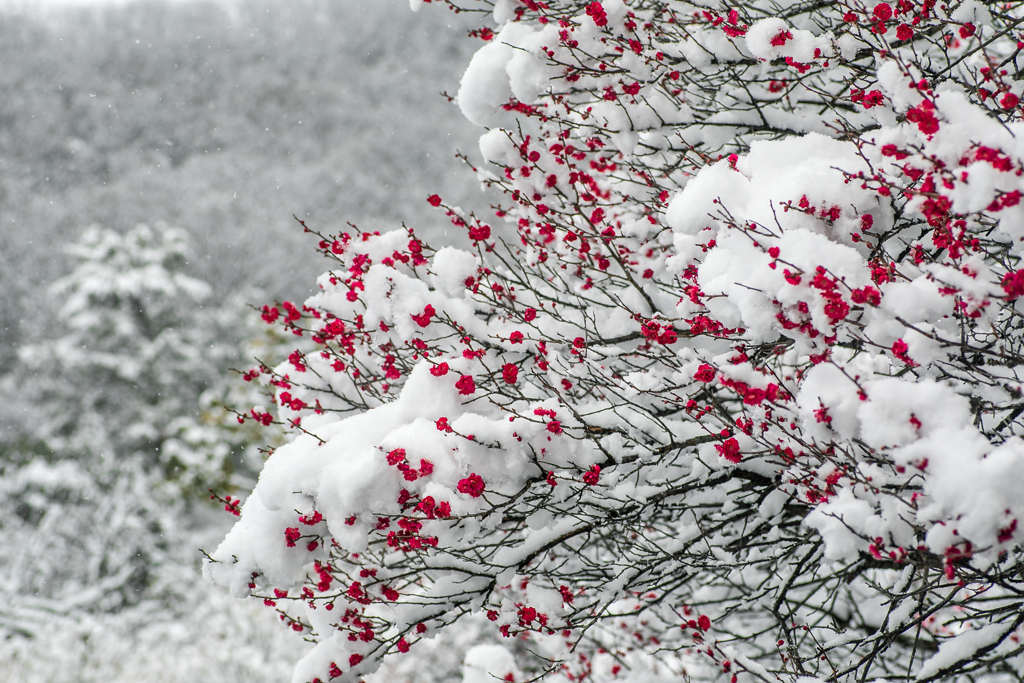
top-left (2, 224), bottom-right (233, 613)
top-left (16, 223), bottom-right (236, 479)
top-left (210, 2), bottom-right (1024, 683)
top-left (0, 223), bottom-right (301, 682)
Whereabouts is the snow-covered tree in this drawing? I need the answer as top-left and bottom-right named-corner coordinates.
top-left (0, 224), bottom-right (305, 681)
top-left (209, 2), bottom-right (1024, 683)
top-left (1, 224), bottom-right (239, 615)
top-left (16, 223), bottom-right (242, 486)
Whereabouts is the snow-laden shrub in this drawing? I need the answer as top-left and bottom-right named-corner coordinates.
top-left (209, 2), bottom-right (1024, 682)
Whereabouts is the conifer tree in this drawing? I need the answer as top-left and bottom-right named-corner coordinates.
top-left (3, 224), bottom-right (238, 620)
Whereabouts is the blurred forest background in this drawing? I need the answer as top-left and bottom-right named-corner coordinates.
top-left (0, 0), bottom-right (488, 680)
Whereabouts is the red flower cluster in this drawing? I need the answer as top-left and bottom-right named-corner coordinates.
top-left (1002, 271), bottom-right (1024, 299)
top-left (502, 363), bottom-right (519, 384)
top-left (770, 29), bottom-right (793, 46)
top-left (585, 1), bottom-right (607, 26)
top-left (694, 364), bottom-right (716, 383)
top-left (456, 374), bottom-right (476, 395)
top-left (715, 438), bottom-right (742, 463)
top-left (641, 319), bottom-right (678, 345)
top-left (906, 100), bottom-right (940, 135)
top-left (892, 339), bottom-right (917, 366)
top-left (411, 304), bottom-right (436, 328)
top-left (457, 473), bottom-right (486, 498)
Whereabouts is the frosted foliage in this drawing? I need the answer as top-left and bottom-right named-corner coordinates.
top-left (0, 455), bottom-right (304, 683)
top-left (210, 2), bottom-right (1024, 683)
top-left (2, 224), bottom-right (239, 622)
top-left (15, 223), bottom-right (241, 488)
top-left (0, 566), bottom-right (302, 683)
top-left (0, 224), bottom-right (287, 680)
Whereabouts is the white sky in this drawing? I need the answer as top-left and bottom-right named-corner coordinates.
top-left (0, 0), bottom-right (228, 7)
top-left (0, 0), bottom-right (239, 18)
top-left (2, 0), bottom-right (200, 3)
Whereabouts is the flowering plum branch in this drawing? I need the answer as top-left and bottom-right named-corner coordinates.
top-left (208, 2), bottom-right (1024, 683)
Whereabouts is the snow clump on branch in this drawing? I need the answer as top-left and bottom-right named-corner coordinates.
top-left (207, 2), bottom-right (1024, 683)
